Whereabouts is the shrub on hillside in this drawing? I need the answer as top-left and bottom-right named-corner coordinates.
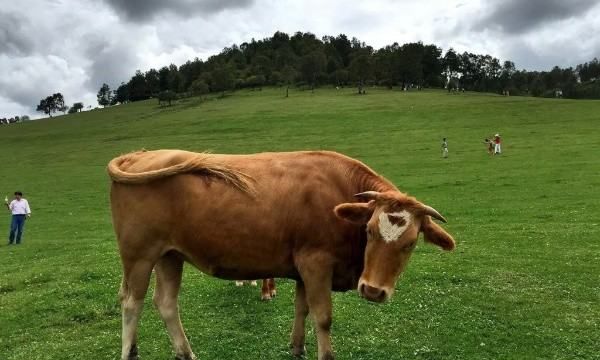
top-left (158, 90), bottom-right (177, 106)
top-left (190, 80), bottom-right (209, 96)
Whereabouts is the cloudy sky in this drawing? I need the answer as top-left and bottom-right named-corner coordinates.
top-left (2, 0), bottom-right (599, 118)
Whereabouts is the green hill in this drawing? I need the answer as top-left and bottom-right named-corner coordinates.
top-left (1, 88), bottom-right (599, 359)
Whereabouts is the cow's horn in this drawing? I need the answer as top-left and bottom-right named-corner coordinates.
top-left (354, 191), bottom-right (381, 201)
top-left (421, 205), bottom-right (447, 223)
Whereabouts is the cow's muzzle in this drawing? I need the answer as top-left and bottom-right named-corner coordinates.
top-left (358, 282), bottom-right (389, 303)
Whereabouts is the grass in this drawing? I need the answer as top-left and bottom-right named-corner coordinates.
top-left (0, 87), bottom-right (599, 359)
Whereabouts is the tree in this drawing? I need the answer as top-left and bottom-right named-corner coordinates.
top-left (349, 53), bottom-right (373, 94)
top-left (179, 58), bottom-right (205, 90)
top-left (167, 64), bottom-right (184, 93)
top-left (245, 74), bottom-right (266, 90)
top-left (251, 55), bottom-right (272, 80)
top-left (374, 44), bottom-right (398, 88)
top-left (422, 44), bottom-right (443, 87)
top-left (500, 61), bottom-right (516, 92)
top-left (190, 79), bottom-right (209, 96)
top-left (396, 43), bottom-right (424, 89)
top-left (443, 48), bottom-right (460, 90)
top-left (530, 77), bottom-right (545, 97)
top-left (576, 58), bottom-right (600, 82)
top-left (128, 70), bottom-right (149, 101)
top-left (97, 83), bottom-right (112, 107)
top-left (211, 65), bottom-right (235, 97)
top-left (158, 90), bottom-right (177, 106)
top-left (270, 71), bottom-right (282, 85)
top-left (53, 93), bottom-right (67, 114)
top-left (333, 69), bottom-right (349, 87)
top-left (300, 51), bottom-right (326, 91)
top-left (68, 102), bottom-right (84, 114)
top-left (110, 92), bottom-right (119, 106)
top-left (114, 82), bottom-right (130, 104)
top-left (36, 97), bottom-right (53, 117)
top-left (158, 66), bottom-right (170, 92)
top-left (36, 93), bottom-right (65, 117)
top-left (145, 68), bottom-right (160, 96)
top-left (103, 30), bottom-right (600, 102)
top-left (331, 34), bottom-right (352, 66)
top-left (281, 65), bottom-right (297, 97)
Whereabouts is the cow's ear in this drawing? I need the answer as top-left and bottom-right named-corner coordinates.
top-left (420, 216), bottom-right (455, 251)
top-left (334, 202), bottom-right (374, 224)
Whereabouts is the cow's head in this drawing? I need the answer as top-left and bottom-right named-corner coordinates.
top-left (334, 191), bottom-right (455, 303)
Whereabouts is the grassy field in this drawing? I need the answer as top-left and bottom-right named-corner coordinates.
top-left (0, 87), bottom-right (599, 360)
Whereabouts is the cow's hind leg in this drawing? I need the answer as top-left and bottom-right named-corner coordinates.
top-left (268, 278), bottom-right (276, 297)
top-left (120, 260), bottom-right (154, 360)
top-left (153, 251), bottom-right (196, 360)
top-left (261, 278), bottom-right (277, 301)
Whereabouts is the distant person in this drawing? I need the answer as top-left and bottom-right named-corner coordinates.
top-left (442, 138), bottom-right (448, 158)
top-left (494, 134), bottom-right (502, 154)
top-left (484, 138), bottom-right (494, 155)
top-left (5, 191), bottom-right (31, 245)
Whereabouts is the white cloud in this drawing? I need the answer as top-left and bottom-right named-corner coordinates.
top-left (0, 54), bottom-right (90, 118)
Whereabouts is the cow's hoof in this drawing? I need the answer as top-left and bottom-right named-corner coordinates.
top-left (291, 345), bottom-right (306, 357)
top-left (235, 281), bottom-right (244, 287)
top-left (127, 344), bottom-right (139, 360)
top-left (174, 354), bottom-right (196, 360)
top-left (250, 280), bottom-right (258, 286)
top-left (320, 352), bottom-right (334, 360)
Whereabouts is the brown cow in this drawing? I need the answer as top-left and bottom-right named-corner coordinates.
top-left (235, 278), bottom-right (277, 300)
top-left (108, 150), bottom-right (455, 360)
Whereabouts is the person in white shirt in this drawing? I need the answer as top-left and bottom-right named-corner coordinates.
top-left (441, 138), bottom-right (448, 158)
top-left (5, 191), bottom-right (31, 245)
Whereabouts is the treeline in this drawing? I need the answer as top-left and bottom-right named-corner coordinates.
top-left (11, 31), bottom-right (600, 122)
top-left (5, 31), bottom-right (600, 123)
top-left (104, 31), bottom-right (599, 103)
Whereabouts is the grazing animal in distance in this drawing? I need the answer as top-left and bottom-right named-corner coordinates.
top-left (235, 278), bottom-right (277, 300)
top-left (108, 149), bottom-right (455, 360)
top-left (235, 280), bottom-right (258, 286)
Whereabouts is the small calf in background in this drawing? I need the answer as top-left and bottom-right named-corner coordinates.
top-left (236, 278), bottom-right (277, 300)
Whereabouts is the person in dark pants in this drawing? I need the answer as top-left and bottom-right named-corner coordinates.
top-left (5, 191), bottom-right (31, 245)
top-left (441, 138), bottom-right (448, 158)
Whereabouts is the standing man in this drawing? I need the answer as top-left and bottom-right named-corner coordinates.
top-left (442, 138), bottom-right (449, 158)
top-left (5, 191), bottom-right (31, 245)
top-left (494, 134), bottom-right (502, 154)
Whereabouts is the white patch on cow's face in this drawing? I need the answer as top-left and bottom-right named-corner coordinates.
top-left (378, 210), bottom-right (412, 243)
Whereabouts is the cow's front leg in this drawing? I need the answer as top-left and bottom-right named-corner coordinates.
top-left (290, 281), bottom-right (308, 356)
top-left (298, 259), bottom-right (334, 360)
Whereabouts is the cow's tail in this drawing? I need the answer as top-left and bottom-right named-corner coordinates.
top-left (107, 151), bottom-right (255, 194)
